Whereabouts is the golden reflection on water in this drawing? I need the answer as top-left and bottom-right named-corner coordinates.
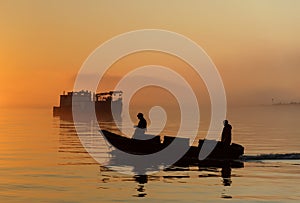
top-left (0, 107), bottom-right (299, 202)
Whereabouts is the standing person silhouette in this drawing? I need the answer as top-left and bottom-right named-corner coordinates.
top-left (133, 113), bottom-right (147, 140)
top-left (221, 120), bottom-right (232, 146)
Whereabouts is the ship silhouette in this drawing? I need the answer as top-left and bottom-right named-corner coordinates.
top-left (53, 90), bottom-right (122, 121)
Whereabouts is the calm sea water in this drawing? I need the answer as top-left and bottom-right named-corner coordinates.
top-left (0, 106), bottom-right (299, 202)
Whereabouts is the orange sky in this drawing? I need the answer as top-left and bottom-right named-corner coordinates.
top-left (0, 0), bottom-right (300, 108)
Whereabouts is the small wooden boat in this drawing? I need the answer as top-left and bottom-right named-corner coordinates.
top-left (100, 130), bottom-right (244, 167)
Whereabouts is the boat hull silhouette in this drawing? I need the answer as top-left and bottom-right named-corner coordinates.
top-left (100, 130), bottom-right (244, 166)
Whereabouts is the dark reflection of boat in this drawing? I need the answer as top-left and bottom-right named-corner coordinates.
top-left (101, 130), bottom-right (244, 167)
top-left (133, 175), bottom-right (148, 197)
top-left (220, 162), bottom-right (234, 198)
top-left (221, 166), bottom-right (232, 186)
top-left (99, 162), bottom-right (243, 198)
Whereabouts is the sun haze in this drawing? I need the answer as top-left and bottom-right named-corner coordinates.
top-left (0, 0), bottom-right (299, 108)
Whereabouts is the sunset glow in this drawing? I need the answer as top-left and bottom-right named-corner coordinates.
top-left (0, 0), bottom-right (299, 108)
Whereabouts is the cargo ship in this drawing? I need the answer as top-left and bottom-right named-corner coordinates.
top-left (53, 90), bottom-right (122, 121)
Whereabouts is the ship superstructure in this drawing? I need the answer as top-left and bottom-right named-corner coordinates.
top-left (53, 90), bottom-right (122, 120)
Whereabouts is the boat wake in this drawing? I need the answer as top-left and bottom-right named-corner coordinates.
top-left (241, 153), bottom-right (300, 161)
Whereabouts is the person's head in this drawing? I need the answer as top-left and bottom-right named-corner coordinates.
top-left (223, 120), bottom-right (229, 126)
top-left (137, 113), bottom-right (144, 119)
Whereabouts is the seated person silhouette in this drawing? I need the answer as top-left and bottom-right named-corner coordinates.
top-left (133, 113), bottom-right (147, 140)
top-left (221, 120), bottom-right (232, 147)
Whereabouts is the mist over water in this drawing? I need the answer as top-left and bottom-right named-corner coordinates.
top-left (0, 105), bottom-right (299, 202)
